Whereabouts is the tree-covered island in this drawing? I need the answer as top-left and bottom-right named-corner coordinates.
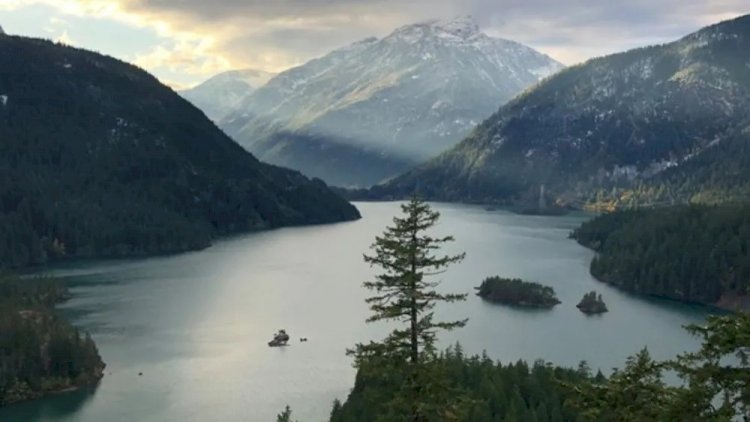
top-left (476, 277), bottom-right (561, 308)
top-left (576, 291), bottom-right (608, 314)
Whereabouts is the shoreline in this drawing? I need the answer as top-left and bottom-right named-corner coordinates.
top-left (575, 244), bottom-right (748, 313)
top-left (1, 370), bottom-right (104, 409)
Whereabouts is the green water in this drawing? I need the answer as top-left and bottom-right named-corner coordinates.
top-left (0, 202), bottom-right (709, 421)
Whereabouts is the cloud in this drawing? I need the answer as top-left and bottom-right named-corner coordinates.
top-left (56, 29), bottom-right (74, 44)
top-left (80, 1), bottom-right (750, 66)
top-left (2, 0), bottom-right (748, 86)
top-left (133, 39), bottom-right (232, 80)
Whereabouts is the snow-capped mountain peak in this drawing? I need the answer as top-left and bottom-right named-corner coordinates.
top-left (428, 15), bottom-right (481, 37)
top-left (213, 18), bottom-right (564, 186)
top-left (404, 15), bottom-right (479, 35)
top-left (388, 16), bottom-right (483, 44)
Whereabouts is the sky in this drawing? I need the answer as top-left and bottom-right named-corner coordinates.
top-left (0, 1), bottom-right (747, 89)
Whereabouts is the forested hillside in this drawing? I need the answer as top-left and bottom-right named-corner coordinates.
top-left (572, 204), bottom-right (750, 309)
top-left (0, 34), bottom-right (359, 268)
top-left (330, 347), bottom-right (591, 422)
top-left (589, 124), bottom-right (750, 209)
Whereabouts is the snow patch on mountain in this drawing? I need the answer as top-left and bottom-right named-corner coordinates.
top-left (218, 16), bottom-right (564, 185)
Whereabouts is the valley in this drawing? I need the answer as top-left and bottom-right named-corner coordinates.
top-left (0, 6), bottom-right (748, 421)
top-left (0, 202), bottom-right (710, 421)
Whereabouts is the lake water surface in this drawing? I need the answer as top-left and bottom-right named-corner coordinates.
top-left (0, 202), bottom-right (710, 421)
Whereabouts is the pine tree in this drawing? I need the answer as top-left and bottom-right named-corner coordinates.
top-left (568, 313), bottom-right (750, 420)
top-left (276, 405), bottom-right (296, 422)
top-left (350, 197), bottom-right (467, 421)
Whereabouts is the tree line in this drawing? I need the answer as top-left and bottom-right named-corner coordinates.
top-left (0, 275), bottom-right (104, 406)
top-left (0, 34), bottom-right (358, 269)
top-left (572, 204), bottom-right (750, 307)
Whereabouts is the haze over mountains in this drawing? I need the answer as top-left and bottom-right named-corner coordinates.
top-left (212, 16), bottom-right (562, 186)
top-left (179, 69), bottom-right (275, 122)
top-left (366, 14), bottom-right (750, 210)
top-left (0, 34), bottom-right (358, 268)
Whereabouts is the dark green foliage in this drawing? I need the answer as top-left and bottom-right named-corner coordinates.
top-left (669, 313), bottom-right (750, 419)
top-left (575, 291), bottom-right (608, 314)
top-left (572, 204), bottom-right (750, 307)
top-left (569, 313), bottom-right (750, 421)
top-left (0, 275), bottom-right (104, 406)
top-left (334, 314), bottom-right (750, 422)
top-left (568, 348), bottom-right (676, 421)
top-left (0, 35), bottom-right (359, 268)
top-left (362, 15), bottom-right (750, 209)
top-left (331, 346), bottom-right (591, 422)
top-left (476, 276), bottom-right (560, 308)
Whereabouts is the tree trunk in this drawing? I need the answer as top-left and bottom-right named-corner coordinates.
top-left (410, 224), bottom-right (419, 365)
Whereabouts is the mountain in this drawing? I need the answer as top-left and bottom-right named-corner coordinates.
top-left (220, 17), bottom-right (563, 186)
top-left (179, 69), bottom-right (275, 122)
top-left (364, 14), bottom-right (750, 210)
top-left (0, 34), bottom-right (359, 268)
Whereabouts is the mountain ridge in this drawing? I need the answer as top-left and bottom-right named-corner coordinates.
top-left (179, 68), bottom-right (275, 122)
top-left (219, 16), bottom-right (563, 186)
top-left (362, 13), bottom-right (750, 210)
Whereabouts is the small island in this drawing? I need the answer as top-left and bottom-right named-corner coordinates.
top-left (476, 277), bottom-right (561, 308)
top-left (577, 291), bottom-right (608, 314)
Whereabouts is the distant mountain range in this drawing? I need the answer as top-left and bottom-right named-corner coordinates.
top-left (0, 34), bottom-right (359, 268)
top-left (363, 14), bottom-right (750, 211)
top-left (213, 17), bottom-right (562, 186)
top-left (179, 69), bottom-right (275, 122)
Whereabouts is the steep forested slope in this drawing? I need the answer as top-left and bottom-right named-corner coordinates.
top-left (0, 34), bottom-right (359, 267)
top-left (572, 204), bottom-right (750, 310)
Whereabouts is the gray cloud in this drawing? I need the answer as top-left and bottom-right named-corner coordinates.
top-left (82, 0), bottom-right (750, 83)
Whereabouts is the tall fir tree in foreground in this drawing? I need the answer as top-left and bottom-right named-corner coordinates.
top-left (350, 197), bottom-right (467, 421)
